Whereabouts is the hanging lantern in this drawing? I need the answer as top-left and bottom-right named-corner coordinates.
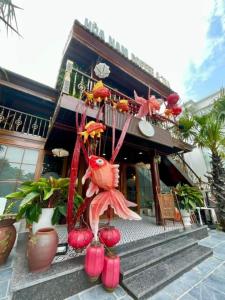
top-left (172, 105), bottom-right (182, 116)
top-left (99, 226), bottom-right (121, 248)
top-left (166, 93), bottom-right (179, 106)
top-left (68, 228), bottom-right (93, 250)
top-left (93, 87), bottom-right (111, 102)
top-left (85, 242), bottom-right (104, 282)
top-left (101, 254), bottom-right (120, 292)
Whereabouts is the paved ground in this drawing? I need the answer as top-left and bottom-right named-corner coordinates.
top-left (1, 229), bottom-right (225, 300)
top-left (66, 229), bottom-right (225, 300)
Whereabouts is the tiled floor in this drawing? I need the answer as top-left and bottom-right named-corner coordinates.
top-left (0, 250), bottom-right (14, 300)
top-left (65, 229), bottom-right (225, 300)
top-left (54, 216), bottom-right (183, 263)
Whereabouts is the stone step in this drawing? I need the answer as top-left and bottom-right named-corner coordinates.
top-left (122, 244), bottom-right (212, 300)
top-left (120, 236), bottom-right (197, 279)
top-left (117, 225), bottom-right (208, 258)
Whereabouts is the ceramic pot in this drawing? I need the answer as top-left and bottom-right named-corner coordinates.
top-left (32, 208), bottom-right (54, 234)
top-left (181, 209), bottom-right (192, 227)
top-left (27, 227), bottom-right (58, 273)
top-left (0, 219), bottom-right (16, 265)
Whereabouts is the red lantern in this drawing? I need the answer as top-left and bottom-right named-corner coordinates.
top-left (172, 106), bottom-right (182, 116)
top-left (167, 93), bottom-right (179, 106)
top-left (85, 242), bottom-right (104, 281)
top-left (68, 228), bottom-right (93, 250)
top-left (99, 226), bottom-right (121, 247)
top-left (93, 87), bottom-right (111, 101)
top-left (102, 254), bottom-right (120, 292)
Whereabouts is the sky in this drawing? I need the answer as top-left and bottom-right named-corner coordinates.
top-left (0, 0), bottom-right (225, 102)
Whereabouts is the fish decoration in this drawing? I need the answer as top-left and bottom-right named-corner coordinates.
top-left (79, 121), bottom-right (106, 143)
top-left (82, 155), bottom-right (141, 240)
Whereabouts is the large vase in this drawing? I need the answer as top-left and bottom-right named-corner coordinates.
top-left (32, 208), bottom-right (55, 234)
top-left (27, 227), bottom-right (58, 273)
top-left (0, 219), bottom-right (16, 265)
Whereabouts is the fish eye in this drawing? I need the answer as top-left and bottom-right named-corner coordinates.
top-left (96, 159), bottom-right (104, 165)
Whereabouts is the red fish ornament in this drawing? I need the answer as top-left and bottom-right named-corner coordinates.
top-left (79, 121), bottom-right (106, 143)
top-left (134, 91), bottom-right (161, 118)
top-left (82, 155), bottom-right (141, 240)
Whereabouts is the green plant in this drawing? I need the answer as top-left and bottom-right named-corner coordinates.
top-left (5, 177), bottom-right (83, 224)
top-left (179, 101), bottom-right (225, 229)
top-left (0, 0), bottom-right (22, 35)
top-left (175, 184), bottom-right (204, 212)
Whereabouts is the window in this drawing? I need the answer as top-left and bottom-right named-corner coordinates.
top-left (0, 145), bottom-right (39, 196)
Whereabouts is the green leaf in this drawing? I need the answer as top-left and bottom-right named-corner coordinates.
top-left (52, 207), bottom-right (61, 225)
top-left (28, 204), bottom-right (42, 223)
top-left (58, 205), bottom-right (67, 216)
top-left (19, 192), bottom-right (40, 207)
top-left (5, 191), bottom-right (24, 199)
top-left (43, 188), bottom-right (56, 200)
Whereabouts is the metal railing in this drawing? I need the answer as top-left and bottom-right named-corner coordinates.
top-left (171, 152), bottom-right (210, 190)
top-left (62, 60), bottom-right (180, 126)
top-left (0, 105), bottom-right (50, 138)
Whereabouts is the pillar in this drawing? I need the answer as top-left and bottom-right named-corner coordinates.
top-left (150, 153), bottom-right (162, 225)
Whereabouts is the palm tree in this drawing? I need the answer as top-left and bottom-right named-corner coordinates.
top-left (0, 0), bottom-right (21, 35)
top-left (179, 99), bottom-right (225, 230)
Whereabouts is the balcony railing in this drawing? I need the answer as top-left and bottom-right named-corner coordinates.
top-left (0, 105), bottom-right (50, 138)
top-left (61, 61), bottom-right (187, 140)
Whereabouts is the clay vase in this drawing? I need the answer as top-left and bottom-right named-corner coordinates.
top-left (27, 227), bottom-right (58, 273)
top-left (0, 219), bottom-right (16, 265)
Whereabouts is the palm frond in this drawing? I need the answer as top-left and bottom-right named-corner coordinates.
top-left (0, 0), bottom-right (22, 36)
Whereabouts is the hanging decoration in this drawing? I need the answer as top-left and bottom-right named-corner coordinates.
top-left (134, 91), bottom-right (162, 118)
top-left (85, 242), bottom-right (104, 281)
top-left (99, 226), bottom-right (121, 248)
top-left (101, 253), bottom-right (120, 292)
top-left (92, 81), bottom-right (111, 103)
top-left (114, 99), bottom-right (129, 113)
top-left (165, 93), bottom-right (182, 117)
top-left (94, 63), bottom-right (110, 79)
top-left (68, 228), bottom-right (93, 250)
top-left (82, 155), bottom-right (141, 240)
top-left (79, 121), bottom-right (106, 143)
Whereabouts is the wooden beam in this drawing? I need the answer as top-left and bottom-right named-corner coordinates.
top-left (150, 153), bottom-right (162, 225)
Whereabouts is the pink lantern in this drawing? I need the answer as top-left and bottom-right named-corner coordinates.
top-left (167, 93), bottom-right (179, 106)
top-left (102, 254), bottom-right (120, 292)
top-left (85, 242), bottom-right (104, 281)
top-left (99, 226), bottom-right (121, 247)
top-left (68, 228), bottom-right (93, 250)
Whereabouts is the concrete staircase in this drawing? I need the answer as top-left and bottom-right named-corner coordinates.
top-left (118, 226), bottom-right (212, 300)
top-left (11, 226), bottom-right (211, 300)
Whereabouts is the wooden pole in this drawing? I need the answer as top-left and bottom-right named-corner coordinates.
top-left (150, 153), bottom-right (162, 225)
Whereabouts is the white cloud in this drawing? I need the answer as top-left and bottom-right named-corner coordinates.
top-left (0, 0), bottom-right (223, 101)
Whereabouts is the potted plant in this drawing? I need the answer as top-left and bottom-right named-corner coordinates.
top-left (5, 177), bottom-right (83, 233)
top-left (175, 184), bottom-right (204, 226)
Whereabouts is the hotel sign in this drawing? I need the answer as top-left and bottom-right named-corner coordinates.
top-left (84, 18), bottom-right (170, 88)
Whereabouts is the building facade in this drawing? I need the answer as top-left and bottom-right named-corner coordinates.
top-left (0, 19), bottom-right (195, 224)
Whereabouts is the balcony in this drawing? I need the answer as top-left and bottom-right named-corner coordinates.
top-left (0, 105), bottom-right (50, 139)
top-left (58, 64), bottom-right (193, 153)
